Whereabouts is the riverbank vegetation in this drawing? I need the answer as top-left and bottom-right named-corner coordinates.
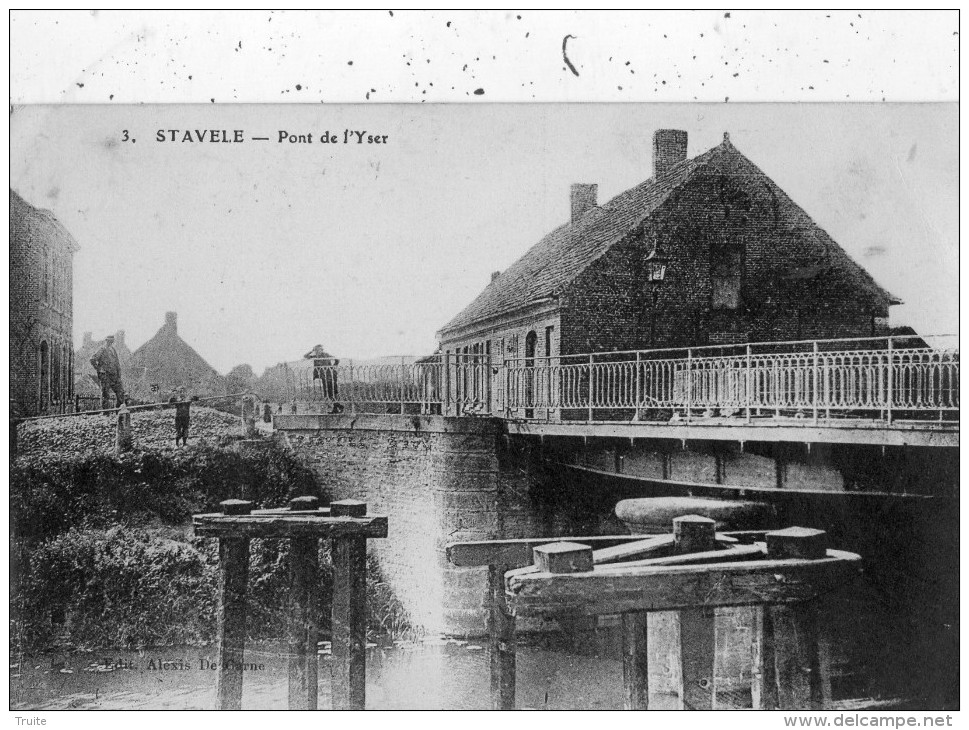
top-left (11, 437), bottom-right (410, 653)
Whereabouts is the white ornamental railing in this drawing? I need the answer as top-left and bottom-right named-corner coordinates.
top-left (284, 335), bottom-right (958, 425)
top-left (503, 334), bottom-right (958, 423)
top-left (285, 354), bottom-right (493, 416)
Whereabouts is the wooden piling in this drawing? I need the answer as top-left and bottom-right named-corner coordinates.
top-left (672, 515), bottom-right (716, 555)
top-left (488, 564), bottom-right (516, 710)
top-left (769, 603), bottom-right (822, 710)
top-left (533, 542), bottom-right (594, 574)
top-left (621, 612), bottom-right (649, 710)
top-left (671, 516), bottom-right (717, 709)
top-left (215, 536), bottom-right (250, 710)
top-left (763, 527), bottom-right (827, 710)
top-left (679, 607), bottom-right (716, 710)
top-left (751, 605), bottom-right (778, 710)
top-left (287, 536), bottom-right (319, 710)
top-left (331, 500), bottom-right (368, 710)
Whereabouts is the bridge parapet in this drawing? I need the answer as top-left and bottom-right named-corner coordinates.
top-left (283, 335), bottom-right (958, 433)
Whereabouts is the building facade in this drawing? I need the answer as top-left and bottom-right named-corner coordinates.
top-left (436, 130), bottom-right (900, 409)
top-left (9, 190), bottom-right (80, 416)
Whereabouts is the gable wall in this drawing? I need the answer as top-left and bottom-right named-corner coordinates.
top-left (561, 155), bottom-right (891, 356)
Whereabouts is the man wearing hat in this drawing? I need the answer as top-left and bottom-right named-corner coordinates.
top-left (90, 335), bottom-right (125, 409)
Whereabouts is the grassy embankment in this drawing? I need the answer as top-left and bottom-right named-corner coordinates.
top-left (12, 408), bottom-right (410, 653)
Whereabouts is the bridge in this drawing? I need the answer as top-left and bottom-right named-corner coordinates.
top-left (285, 334), bottom-right (958, 448)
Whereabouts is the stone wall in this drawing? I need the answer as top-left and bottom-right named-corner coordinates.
top-left (275, 413), bottom-right (542, 637)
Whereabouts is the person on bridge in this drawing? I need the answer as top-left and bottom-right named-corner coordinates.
top-left (90, 335), bottom-right (125, 409)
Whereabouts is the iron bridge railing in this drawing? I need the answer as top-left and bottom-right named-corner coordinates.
top-left (285, 335), bottom-right (959, 426)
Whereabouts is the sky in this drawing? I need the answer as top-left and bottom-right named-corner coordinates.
top-left (10, 103), bottom-right (958, 374)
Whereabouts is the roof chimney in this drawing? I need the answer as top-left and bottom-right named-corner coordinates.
top-left (570, 183), bottom-right (598, 223)
top-left (653, 129), bottom-right (688, 178)
top-left (115, 330), bottom-right (125, 347)
top-left (491, 270), bottom-right (501, 283)
top-left (83, 331), bottom-right (92, 347)
top-left (165, 311), bottom-right (177, 333)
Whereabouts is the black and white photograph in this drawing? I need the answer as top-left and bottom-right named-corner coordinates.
top-left (7, 9), bottom-right (960, 717)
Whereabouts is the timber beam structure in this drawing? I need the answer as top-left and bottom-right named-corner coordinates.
top-left (503, 418), bottom-right (958, 448)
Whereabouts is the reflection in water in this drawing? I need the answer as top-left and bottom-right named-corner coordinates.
top-left (12, 638), bottom-right (628, 711)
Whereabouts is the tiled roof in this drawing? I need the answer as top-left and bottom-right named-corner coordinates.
top-left (438, 144), bottom-right (721, 335)
top-left (129, 320), bottom-right (223, 388)
top-left (438, 139), bottom-right (897, 336)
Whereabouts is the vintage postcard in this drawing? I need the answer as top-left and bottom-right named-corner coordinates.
top-left (8, 10), bottom-right (960, 717)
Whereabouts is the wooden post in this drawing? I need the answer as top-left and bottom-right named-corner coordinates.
top-left (672, 515), bottom-right (716, 710)
top-left (679, 607), bottom-right (715, 710)
top-left (287, 536), bottom-right (319, 710)
top-left (533, 542), bottom-right (593, 573)
top-left (621, 612), bottom-right (649, 710)
top-left (241, 394), bottom-right (257, 438)
top-left (215, 499), bottom-right (252, 711)
top-left (769, 603), bottom-right (822, 710)
top-left (751, 604), bottom-right (778, 710)
top-left (672, 515), bottom-right (716, 555)
top-left (765, 526), bottom-right (826, 710)
top-left (488, 564), bottom-right (516, 710)
top-left (115, 404), bottom-right (133, 455)
top-left (331, 500), bottom-right (368, 710)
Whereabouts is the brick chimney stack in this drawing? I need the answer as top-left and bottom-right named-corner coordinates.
top-left (83, 331), bottom-right (92, 347)
top-left (165, 311), bottom-right (177, 334)
top-left (570, 183), bottom-right (598, 223)
top-left (115, 330), bottom-right (125, 347)
top-left (652, 129), bottom-right (688, 179)
top-left (491, 270), bottom-right (501, 283)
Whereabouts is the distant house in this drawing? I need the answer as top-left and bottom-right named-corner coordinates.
top-left (127, 312), bottom-right (225, 400)
top-left (437, 129), bottom-right (900, 382)
top-left (9, 190), bottom-right (80, 416)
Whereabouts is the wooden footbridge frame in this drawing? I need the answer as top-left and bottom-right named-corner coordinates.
top-left (194, 497), bottom-right (388, 711)
top-left (448, 519), bottom-right (861, 711)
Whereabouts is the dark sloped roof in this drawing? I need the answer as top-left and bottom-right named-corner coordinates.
top-left (129, 319), bottom-right (223, 390)
top-left (438, 145), bottom-right (720, 335)
top-left (438, 138), bottom-right (898, 336)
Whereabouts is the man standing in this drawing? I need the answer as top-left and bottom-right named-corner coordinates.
top-left (169, 388), bottom-right (192, 446)
top-left (90, 335), bottom-right (125, 409)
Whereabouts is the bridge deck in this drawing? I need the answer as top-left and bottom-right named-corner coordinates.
top-left (503, 417), bottom-right (958, 448)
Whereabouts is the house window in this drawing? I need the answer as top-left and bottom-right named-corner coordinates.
top-left (712, 239), bottom-right (743, 310)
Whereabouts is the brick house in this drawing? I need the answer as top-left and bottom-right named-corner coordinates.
top-left (127, 312), bottom-right (226, 400)
top-left (436, 130), bottom-right (900, 408)
top-left (9, 189), bottom-right (80, 416)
